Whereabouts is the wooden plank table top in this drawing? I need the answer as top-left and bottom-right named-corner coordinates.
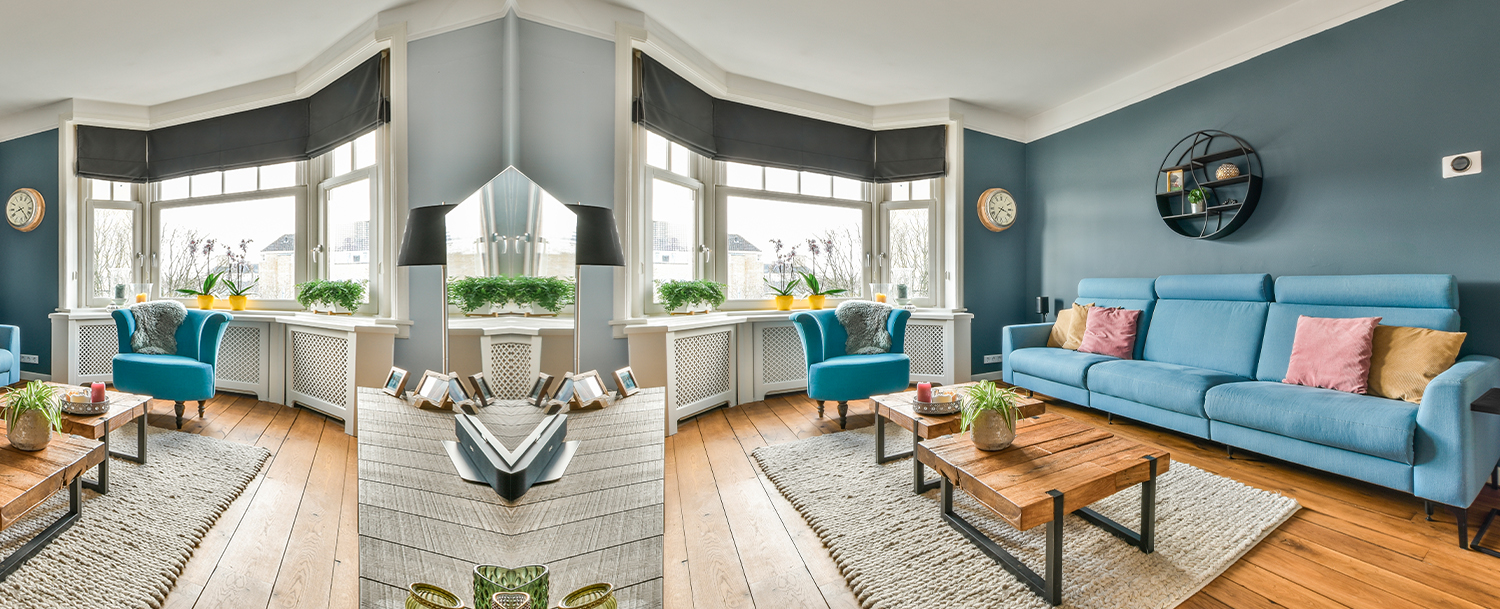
top-left (0, 383), bottom-right (151, 440)
top-left (0, 421), bottom-right (105, 530)
top-left (873, 383), bottom-right (1045, 439)
top-left (916, 412), bottom-right (1169, 531)
top-left (357, 386), bottom-right (665, 608)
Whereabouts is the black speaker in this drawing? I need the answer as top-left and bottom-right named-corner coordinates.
top-left (1036, 296), bottom-right (1051, 316)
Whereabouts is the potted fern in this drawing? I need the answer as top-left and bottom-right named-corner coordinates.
top-left (449, 276), bottom-right (497, 315)
top-left (960, 381), bottom-right (1026, 451)
top-left (797, 272), bottom-right (846, 310)
top-left (657, 280), bottom-right (727, 314)
top-left (517, 276), bottom-right (574, 315)
top-left (5, 381), bottom-right (63, 451)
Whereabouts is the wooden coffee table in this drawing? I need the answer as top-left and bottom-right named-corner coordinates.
top-left (0, 420), bottom-right (105, 581)
top-left (872, 384), bottom-right (1045, 494)
top-left (916, 412), bottom-right (1170, 606)
top-left (53, 385), bottom-right (152, 495)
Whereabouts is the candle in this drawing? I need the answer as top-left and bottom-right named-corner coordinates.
top-left (91, 382), bottom-right (106, 403)
top-left (135, 293), bottom-right (148, 303)
top-left (875, 293), bottom-right (887, 303)
top-left (916, 382), bottom-right (931, 402)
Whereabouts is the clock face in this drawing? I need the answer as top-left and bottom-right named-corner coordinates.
top-left (978, 188), bottom-right (1017, 232)
top-left (6, 189), bottom-right (44, 232)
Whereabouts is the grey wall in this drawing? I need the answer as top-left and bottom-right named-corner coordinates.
top-left (0, 130), bottom-right (60, 375)
top-left (402, 13), bottom-right (624, 375)
top-left (1021, 0), bottom-right (1500, 355)
top-left (962, 129), bottom-right (1028, 376)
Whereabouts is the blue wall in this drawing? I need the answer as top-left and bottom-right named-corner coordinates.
top-left (0, 130), bottom-right (59, 375)
top-left (403, 13), bottom-right (625, 375)
top-left (963, 129), bottom-right (1028, 375)
top-left (1021, 0), bottom-right (1500, 355)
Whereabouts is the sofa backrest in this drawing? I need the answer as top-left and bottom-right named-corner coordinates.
top-left (1255, 274), bottom-right (1461, 382)
top-left (1142, 274), bottom-right (1273, 378)
top-left (1075, 278), bottom-right (1157, 360)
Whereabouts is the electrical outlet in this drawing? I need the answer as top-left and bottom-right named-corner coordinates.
top-left (19, 354), bottom-right (38, 364)
top-left (983, 354), bottom-right (1002, 364)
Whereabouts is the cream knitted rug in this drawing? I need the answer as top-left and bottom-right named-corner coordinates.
top-left (754, 424), bottom-right (1299, 609)
top-left (0, 422), bottom-right (269, 608)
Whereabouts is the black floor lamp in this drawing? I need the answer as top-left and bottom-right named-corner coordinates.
top-left (564, 204), bottom-right (625, 375)
top-left (398, 203), bottom-right (459, 373)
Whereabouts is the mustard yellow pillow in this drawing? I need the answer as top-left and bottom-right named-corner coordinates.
top-left (1367, 325), bottom-right (1466, 403)
top-left (1047, 303), bottom-right (1093, 350)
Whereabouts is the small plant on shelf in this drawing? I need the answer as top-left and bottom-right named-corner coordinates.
top-left (222, 279), bottom-right (257, 311)
top-left (657, 280), bottom-right (727, 314)
top-left (449, 276), bottom-right (502, 314)
top-left (516, 276), bottom-right (575, 314)
top-left (1187, 188), bottom-right (1209, 213)
top-left (176, 272), bottom-right (223, 310)
top-left (296, 279), bottom-right (367, 314)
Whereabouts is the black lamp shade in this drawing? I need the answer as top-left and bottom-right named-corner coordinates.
top-left (566, 204), bottom-right (625, 267)
top-left (397, 204), bottom-right (459, 267)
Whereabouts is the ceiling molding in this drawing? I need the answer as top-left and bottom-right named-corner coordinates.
top-left (0, 100), bottom-right (72, 143)
top-left (1022, 0), bottom-right (1404, 141)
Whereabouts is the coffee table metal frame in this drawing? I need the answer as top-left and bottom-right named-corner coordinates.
top-left (875, 414), bottom-right (944, 494)
top-left (0, 477), bottom-right (82, 581)
top-left (79, 413), bottom-right (148, 494)
top-left (937, 454), bottom-right (1161, 606)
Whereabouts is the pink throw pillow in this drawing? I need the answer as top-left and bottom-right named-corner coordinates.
top-left (1283, 316), bottom-right (1382, 394)
top-left (1077, 307), bottom-right (1141, 359)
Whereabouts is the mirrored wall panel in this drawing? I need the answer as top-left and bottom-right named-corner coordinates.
top-left (447, 166), bottom-right (577, 281)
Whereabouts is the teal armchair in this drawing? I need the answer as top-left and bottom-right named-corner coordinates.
top-left (789, 308), bottom-right (912, 428)
top-left (111, 308), bottom-right (233, 428)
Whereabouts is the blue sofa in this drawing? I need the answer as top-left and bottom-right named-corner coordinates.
top-left (1003, 274), bottom-right (1500, 546)
top-left (0, 325), bottom-right (19, 386)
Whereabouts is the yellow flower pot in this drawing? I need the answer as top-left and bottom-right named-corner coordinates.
top-left (196, 295), bottom-right (215, 310)
top-left (774, 295), bottom-right (794, 311)
top-left (228, 295), bottom-right (249, 311)
top-left (807, 294), bottom-right (827, 310)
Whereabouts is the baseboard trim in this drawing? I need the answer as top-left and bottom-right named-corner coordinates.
top-left (20, 371), bottom-right (52, 382)
top-left (970, 371), bottom-right (1004, 382)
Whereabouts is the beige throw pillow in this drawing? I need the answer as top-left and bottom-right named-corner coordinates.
top-left (1047, 303), bottom-right (1093, 350)
top-left (1367, 325), bottom-right (1466, 403)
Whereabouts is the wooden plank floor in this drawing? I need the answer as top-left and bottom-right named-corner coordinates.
top-left (81, 391), bottom-right (364, 609)
top-left (664, 391), bottom-right (1500, 609)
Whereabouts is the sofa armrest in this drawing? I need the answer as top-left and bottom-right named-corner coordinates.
top-left (1413, 354), bottom-right (1500, 507)
top-left (789, 312), bottom-right (826, 367)
top-left (0, 325), bottom-right (18, 385)
top-left (112, 309), bottom-right (137, 354)
top-left (887, 309), bottom-right (912, 354)
top-left (1001, 323), bottom-right (1053, 384)
top-left (197, 312), bottom-right (233, 368)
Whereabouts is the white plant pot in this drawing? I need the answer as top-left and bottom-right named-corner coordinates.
top-left (530, 304), bottom-right (557, 316)
top-left (970, 410), bottom-right (1016, 451)
top-left (8, 409), bottom-right (52, 451)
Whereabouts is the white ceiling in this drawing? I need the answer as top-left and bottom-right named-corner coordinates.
top-left (0, 0), bottom-right (408, 119)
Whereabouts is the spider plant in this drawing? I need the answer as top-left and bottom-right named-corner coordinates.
top-left (4, 381), bottom-right (63, 433)
top-left (959, 380), bottom-right (1024, 434)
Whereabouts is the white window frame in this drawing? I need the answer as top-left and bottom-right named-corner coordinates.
top-left (313, 139), bottom-right (382, 316)
top-left (877, 181), bottom-right (940, 308)
top-left (83, 181), bottom-right (145, 308)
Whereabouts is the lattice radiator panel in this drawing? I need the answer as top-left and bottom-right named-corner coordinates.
top-left (217, 325), bottom-right (262, 384)
top-left (488, 341), bottom-right (535, 399)
top-left (291, 330), bottom-right (350, 408)
top-left (907, 324), bottom-right (946, 377)
top-left (673, 330), bottom-right (732, 407)
top-left (78, 324), bottom-right (119, 377)
top-left (760, 325), bottom-right (806, 384)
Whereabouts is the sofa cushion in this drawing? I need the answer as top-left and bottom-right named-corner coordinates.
top-left (1047, 303), bottom-right (1092, 349)
top-left (111, 353), bottom-right (216, 402)
top-left (1078, 307), bottom-right (1141, 359)
top-left (1009, 347), bottom-right (1115, 388)
top-left (1368, 325), bottom-right (1467, 403)
top-left (1088, 360), bottom-right (1248, 418)
top-left (807, 353), bottom-right (911, 402)
top-left (1205, 381), bottom-right (1418, 464)
top-left (1076, 278), bottom-right (1156, 360)
top-left (1283, 315), bottom-right (1381, 394)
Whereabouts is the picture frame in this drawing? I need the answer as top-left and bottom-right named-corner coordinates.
top-left (382, 366), bottom-right (409, 398)
top-left (469, 373), bottom-right (494, 407)
top-left (1166, 169), bottom-right (1184, 193)
top-left (612, 366), bottom-right (640, 398)
top-left (446, 372), bottom-right (472, 405)
top-left (413, 370), bottom-right (452, 409)
top-left (572, 370), bottom-right (610, 409)
top-left (549, 375), bottom-right (576, 411)
top-left (526, 373), bottom-right (554, 407)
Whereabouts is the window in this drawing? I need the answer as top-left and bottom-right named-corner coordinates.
top-left (634, 126), bottom-right (942, 313)
top-left (82, 129), bottom-right (385, 310)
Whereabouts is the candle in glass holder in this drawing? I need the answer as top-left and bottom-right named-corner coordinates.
top-left (91, 382), bottom-right (106, 403)
top-left (916, 382), bottom-right (931, 402)
top-left (875, 293), bottom-right (887, 303)
top-left (135, 293), bottom-right (148, 303)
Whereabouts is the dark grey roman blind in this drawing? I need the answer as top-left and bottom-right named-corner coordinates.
top-left (633, 52), bottom-right (946, 183)
top-left (76, 52), bottom-right (387, 183)
top-left (76, 126), bottom-right (150, 183)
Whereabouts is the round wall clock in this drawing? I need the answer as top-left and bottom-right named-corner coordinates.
top-left (977, 187), bottom-right (1017, 232)
top-left (6, 188), bottom-right (44, 232)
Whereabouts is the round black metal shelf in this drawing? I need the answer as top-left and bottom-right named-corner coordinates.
top-left (1155, 130), bottom-right (1261, 240)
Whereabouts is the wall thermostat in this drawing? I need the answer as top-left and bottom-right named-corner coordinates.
top-left (1442, 151), bottom-right (1481, 178)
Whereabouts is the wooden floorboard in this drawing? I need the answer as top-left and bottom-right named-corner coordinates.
top-left (116, 390), bottom-right (361, 609)
top-left (666, 391), bottom-right (1500, 609)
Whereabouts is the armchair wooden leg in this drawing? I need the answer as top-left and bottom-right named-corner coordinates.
top-left (838, 401), bottom-right (849, 429)
top-left (816, 401), bottom-right (825, 419)
top-left (173, 401), bottom-right (185, 429)
top-left (199, 400), bottom-right (207, 419)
